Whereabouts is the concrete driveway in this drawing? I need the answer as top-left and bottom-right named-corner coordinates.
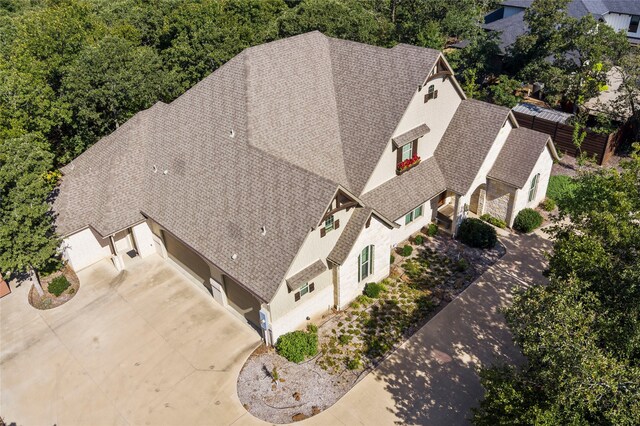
top-left (0, 254), bottom-right (261, 425)
top-left (305, 232), bottom-right (552, 426)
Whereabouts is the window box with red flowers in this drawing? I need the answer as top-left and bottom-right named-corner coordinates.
top-left (396, 155), bottom-right (421, 175)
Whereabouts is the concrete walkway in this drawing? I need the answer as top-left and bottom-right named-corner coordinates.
top-left (302, 232), bottom-right (551, 425)
top-left (0, 255), bottom-right (261, 426)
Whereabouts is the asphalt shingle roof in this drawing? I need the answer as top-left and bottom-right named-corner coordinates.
top-left (286, 259), bottom-right (327, 290)
top-left (327, 207), bottom-right (373, 265)
top-left (361, 157), bottom-right (446, 221)
top-left (434, 99), bottom-right (512, 195)
top-left (488, 127), bottom-right (551, 188)
top-left (54, 32), bottom-right (441, 302)
top-left (392, 124), bottom-right (430, 148)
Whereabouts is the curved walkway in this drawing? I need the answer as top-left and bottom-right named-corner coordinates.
top-left (1, 233), bottom-right (550, 425)
top-left (300, 232), bottom-right (551, 426)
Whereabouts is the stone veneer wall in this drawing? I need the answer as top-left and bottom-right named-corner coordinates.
top-left (484, 179), bottom-right (515, 224)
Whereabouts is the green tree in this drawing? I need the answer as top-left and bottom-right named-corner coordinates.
top-left (485, 76), bottom-right (523, 108)
top-left (60, 35), bottom-right (169, 161)
top-left (0, 134), bottom-right (59, 294)
top-left (603, 51), bottom-right (640, 142)
top-left (473, 147), bottom-right (640, 424)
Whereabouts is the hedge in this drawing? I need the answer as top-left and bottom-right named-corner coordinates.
top-left (480, 213), bottom-right (507, 229)
top-left (513, 208), bottom-right (543, 233)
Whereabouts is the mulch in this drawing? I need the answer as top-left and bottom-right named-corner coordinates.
top-left (28, 264), bottom-right (80, 310)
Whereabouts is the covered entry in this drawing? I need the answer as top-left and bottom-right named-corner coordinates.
top-left (162, 231), bottom-right (212, 295)
top-left (223, 276), bottom-right (261, 329)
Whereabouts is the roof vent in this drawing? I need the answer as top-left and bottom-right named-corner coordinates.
top-left (261, 226), bottom-right (266, 236)
top-left (163, 169), bottom-right (169, 175)
top-left (231, 253), bottom-right (238, 260)
top-left (229, 129), bottom-right (235, 138)
top-left (152, 165), bottom-right (158, 173)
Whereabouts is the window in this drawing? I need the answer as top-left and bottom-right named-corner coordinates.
top-left (294, 282), bottom-right (315, 301)
top-left (358, 245), bottom-right (375, 282)
top-left (404, 204), bottom-right (424, 225)
top-left (528, 173), bottom-right (540, 202)
top-left (424, 84), bottom-right (438, 102)
top-left (629, 15), bottom-right (639, 33)
top-left (401, 143), bottom-right (413, 161)
top-left (324, 215), bottom-right (335, 233)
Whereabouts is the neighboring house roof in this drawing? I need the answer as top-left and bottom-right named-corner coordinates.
top-left (327, 207), bottom-right (373, 265)
top-left (512, 102), bottom-right (573, 124)
top-left (488, 127), bottom-right (553, 188)
top-left (285, 259), bottom-right (327, 291)
top-left (434, 99), bottom-right (513, 195)
top-left (361, 157), bottom-right (446, 220)
top-left (54, 32), bottom-right (441, 303)
top-left (482, 10), bottom-right (528, 52)
top-left (392, 124), bottom-right (430, 148)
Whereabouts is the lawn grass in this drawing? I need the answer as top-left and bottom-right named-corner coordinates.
top-left (546, 175), bottom-right (577, 203)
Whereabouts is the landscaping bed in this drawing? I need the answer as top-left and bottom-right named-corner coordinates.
top-left (28, 264), bottom-right (80, 310)
top-left (237, 231), bottom-right (505, 423)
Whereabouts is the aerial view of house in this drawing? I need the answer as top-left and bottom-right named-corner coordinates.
top-left (53, 31), bottom-right (557, 343)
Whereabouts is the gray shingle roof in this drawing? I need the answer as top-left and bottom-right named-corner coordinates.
top-left (361, 157), bottom-right (446, 221)
top-left (327, 207), bottom-right (373, 265)
top-left (392, 124), bottom-right (430, 148)
top-left (53, 32), bottom-right (441, 303)
top-left (434, 99), bottom-right (512, 195)
top-left (488, 127), bottom-right (552, 188)
top-left (286, 259), bottom-right (327, 290)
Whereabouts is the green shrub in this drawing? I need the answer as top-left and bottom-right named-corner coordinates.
top-left (390, 254), bottom-right (395, 264)
top-left (457, 218), bottom-right (497, 249)
top-left (364, 282), bottom-right (385, 298)
top-left (306, 323), bottom-right (318, 334)
top-left (346, 356), bottom-right (361, 370)
top-left (275, 330), bottom-right (318, 363)
top-left (540, 198), bottom-right (556, 211)
top-left (414, 235), bottom-right (424, 245)
top-left (355, 294), bottom-right (371, 305)
top-left (456, 258), bottom-right (469, 272)
top-left (338, 334), bottom-right (352, 345)
top-left (479, 213), bottom-right (507, 229)
top-left (546, 175), bottom-right (576, 203)
top-left (427, 223), bottom-right (438, 237)
top-left (401, 245), bottom-right (413, 256)
top-left (513, 208), bottom-right (543, 233)
top-left (48, 275), bottom-right (71, 296)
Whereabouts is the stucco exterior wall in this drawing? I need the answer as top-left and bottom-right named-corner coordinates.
top-left (269, 268), bottom-right (334, 340)
top-left (513, 147), bottom-right (554, 221)
top-left (362, 70), bottom-right (463, 194)
top-left (62, 227), bottom-right (112, 271)
top-left (337, 217), bottom-right (392, 309)
top-left (390, 198), bottom-right (437, 245)
top-left (132, 221), bottom-right (155, 258)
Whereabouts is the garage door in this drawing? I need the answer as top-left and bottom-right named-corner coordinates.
top-left (163, 232), bottom-right (211, 289)
top-left (223, 276), bottom-right (261, 329)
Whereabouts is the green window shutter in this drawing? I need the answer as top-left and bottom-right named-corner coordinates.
top-left (415, 205), bottom-right (423, 218)
top-left (357, 254), bottom-right (361, 282)
top-left (370, 245), bottom-right (375, 275)
top-left (405, 212), bottom-right (412, 225)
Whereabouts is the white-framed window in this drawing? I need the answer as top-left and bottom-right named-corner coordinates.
top-left (629, 15), bottom-right (639, 33)
top-left (358, 245), bottom-right (375, 282)
top-left (401, 143), bottom-right (413, 161)
top-left (324, 215), bottom-right (335, 233)
top-left (404, 204), bottom-right (424, 225)
top-left (294, 282), bottom-right (315, 301)
top-left (528, 173), bottom-right (540, 202)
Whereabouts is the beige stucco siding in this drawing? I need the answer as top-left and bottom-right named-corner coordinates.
top-left (337, 217), bottom-right (392, 308)
top-left (269, 268), bottom-right (334, 339)
top-left (362, 73), bottom-right (463, 194)
top-left (131, 221), bottom-right (155, 258)
top-left (62, 227), bottom-right (112, 271)
top-left (512, 147), bottom-right (554, 223)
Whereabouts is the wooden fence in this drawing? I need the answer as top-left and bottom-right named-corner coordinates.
top-left (513, 111), bottom-right (621, 165)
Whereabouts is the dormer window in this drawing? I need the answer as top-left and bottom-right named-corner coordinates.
top-left (401, 143), bottom-right (413, 162)
top-left (324, 215), bottom-right (335, 233)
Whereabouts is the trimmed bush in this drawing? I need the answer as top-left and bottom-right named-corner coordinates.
top-left (456, 258), bottom-right (469, 272)
top-left (401, 245), bottom-right (413, 256)
top-left (457, 218), bottom-right (497, 249)
top-left (414, 235), bottom-right (424, 245)
top-left (513, 208), bottom-right (543, 233)
top-left (540, 198), bottom-right (556, 211)
top-left (364, 282), bottom-right (385, 298)
top-left (276, 330), bottom-right (318, 363)
top-left (480, 213), bottom-right (507, 229)
top-left (546, 175), bottom-right (576, 203)
top-left (306, 323), bottom-right (318, 334)
top-left (48, 275), bottom-right (71, 296)
top-left (427, 223), bottom-right (438, 237)
top-left (346, 356), bottom-right (361, 370)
